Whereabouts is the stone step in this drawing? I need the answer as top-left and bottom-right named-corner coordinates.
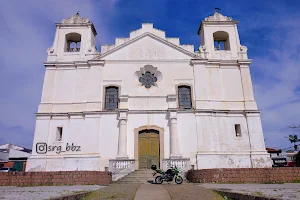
top-left (114, 181), bottom-right (154, 184)
top-left (120, 179), bottom-right (155, 182)
top-left (127, 173), bottom-right (155, 176)
top-left (118, 177), bottom-right (155, 181)
top-left (124, 173), bottom-right (151, 175)
top-left (121, 175), bottom-right (154, 177)
top-left (121, 177), bottom-right (154, 180)
top-left (134, 170), bottom-right (154, 173)
top-left (118, 179), bottom-right (153, 181)
top-left (127, 173), bottom-right (153, 176)
top-left (114, 169), bottom-right (165, 184)
top-left (131, 170), bottom-right (154, 173)
top-left (120, 176), bottom-right (155, 179)
top-left (124, 173), bottom-right (154, 176)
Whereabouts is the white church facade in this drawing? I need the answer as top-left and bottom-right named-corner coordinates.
top-left (26, 11), bottom-right (272, 177)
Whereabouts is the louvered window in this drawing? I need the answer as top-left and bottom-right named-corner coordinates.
top-left (105, 86), bottom-right (119, 110)
top-left (178, 86), bottom-right (192, 109)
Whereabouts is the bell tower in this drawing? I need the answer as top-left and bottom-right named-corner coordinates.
top-left (197, 10), bottom-right (248, 60)
top-left (47, 13), bottom-right (98, 62)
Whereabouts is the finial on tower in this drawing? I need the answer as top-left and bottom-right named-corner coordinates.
top-left (214, 8), bottom-right (221, 13)
top-left (61, 12), bottom-right (90, 24)
top-left (204, 9), bottom-right (233, 22)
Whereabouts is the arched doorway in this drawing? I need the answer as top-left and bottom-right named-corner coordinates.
top-left (138, 129), bottom-right (160, 169)
top-left (134, 125), bottom-right (164, 169)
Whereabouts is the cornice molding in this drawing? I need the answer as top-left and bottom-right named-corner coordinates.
top-left (43, 59), bottom-right (250, 69)
top-left (191, 59), bottom-right (250, 67)
top-left (87, 60), bottom-right (105, 66)
top-left (104, 59), bottom-right (192, 64)
top-left (44, 60), bottom-right (105, 69)
top-left (238, 59), bottom-right (252, 66)
top-left (190, 59), bottom-right (208, 65)
top-left (36, 109), bottom-right (261, 117)
top-left (44, 61), bottom-right (87, 69)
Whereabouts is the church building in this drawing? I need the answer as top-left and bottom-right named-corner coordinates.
top-left (26, 11), bottom-right (272, 179)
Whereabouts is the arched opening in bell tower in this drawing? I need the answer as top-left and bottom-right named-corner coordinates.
top-left (213, 31), bottom-right (230, 51)
top-left (65, 32), bottom-right (81, 52)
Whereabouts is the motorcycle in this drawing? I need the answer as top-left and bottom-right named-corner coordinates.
top-left (151, 164), bottom-right (183, 184)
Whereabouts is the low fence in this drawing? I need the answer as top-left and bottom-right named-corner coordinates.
top-left (187, 168), bottom-right (300, 183)
top-left (109, 159), bottom-right (136, 181)
top-left (0, 171), bottom-right (112, 186)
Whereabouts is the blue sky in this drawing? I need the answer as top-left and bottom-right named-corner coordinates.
top-left (0, 0), bottom-right (300, 150)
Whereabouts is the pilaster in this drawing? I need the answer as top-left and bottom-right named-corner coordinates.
top-left (239, 60), bottom-right (257, 110)
top-left (116, 110), bottom-right (128, 159)
top-left (169, 111), bottom-right (182, 158)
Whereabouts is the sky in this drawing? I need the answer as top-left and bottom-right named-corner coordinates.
top-left (0, 0), bottom-right (299, 150)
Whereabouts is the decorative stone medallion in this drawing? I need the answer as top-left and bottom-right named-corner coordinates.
top-left (139, 71), bottom-right (157, 89)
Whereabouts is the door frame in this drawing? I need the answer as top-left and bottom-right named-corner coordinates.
top-left (134, 125), bottom-right (164, 169)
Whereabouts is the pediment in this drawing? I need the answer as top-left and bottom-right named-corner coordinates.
top-left (92, 33), bottom-right (199, 60)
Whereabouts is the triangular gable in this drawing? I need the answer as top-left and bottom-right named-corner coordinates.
top-left (92, 32), bottom-right (200, 60)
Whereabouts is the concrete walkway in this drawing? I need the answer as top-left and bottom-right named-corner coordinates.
top-left (201, 183), bottom-right (300, 200)
top-left (0, 185), bottom-right (104, 200)
top-left (134, 184), bottom-right (171, 200)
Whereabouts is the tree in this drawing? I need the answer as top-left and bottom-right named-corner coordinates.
top-left (295, 151), bottom-right (300, 166)
top-left (288, 134), bottom-right (300, 150)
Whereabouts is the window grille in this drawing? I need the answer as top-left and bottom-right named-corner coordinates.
top-left (178, 86), bottom-right (192, 109)
top-left (105, 86), bottom-right (119, 110)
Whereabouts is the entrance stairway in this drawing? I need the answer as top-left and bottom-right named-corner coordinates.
top-left (114, 169), bottom-right (156, 184)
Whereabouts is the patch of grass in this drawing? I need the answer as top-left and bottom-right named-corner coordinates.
top-left (289, 194), bottom-right (297, 198)
top-left (212, 191), bottom-right (229, 200)
top-left (262, 181), bottom-right (285, 184)
top-left (251, 192), bottom-right (264, 197)
top-left (72, 190), bottom-right (85, 194)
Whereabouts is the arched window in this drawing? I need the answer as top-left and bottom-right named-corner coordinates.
top-left (104, 86), bottom-right (119, 110)
top-left (178, 85), bottom-right (192, 109)
top-left (213, 31), bottom-right (230, 50)
top-left (65, 33), bottom-right (81, 52)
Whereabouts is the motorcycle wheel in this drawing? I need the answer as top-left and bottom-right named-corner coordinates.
top-left (155, 176), bottom-right (163, 184)
top-left (175, 175), bottom-right (183, 184)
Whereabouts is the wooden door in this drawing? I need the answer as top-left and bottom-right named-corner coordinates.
top-left (138, 130), bottom-right (160, 169)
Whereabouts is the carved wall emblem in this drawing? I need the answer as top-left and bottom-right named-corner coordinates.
top-left (129, 47), bottom-right (165, 60)
top-left (139, 72), bottom-right (157, 88)
top-left (134, 65), bottom-right (162, 89)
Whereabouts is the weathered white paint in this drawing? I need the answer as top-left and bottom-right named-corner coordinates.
top-left (26, 11), bottom-right (272, 172)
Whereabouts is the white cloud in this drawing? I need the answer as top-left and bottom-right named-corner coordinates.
top-left (250, 14), bottom-right (300, 149)
top-left (0, 0), bottom-right (117, 148)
